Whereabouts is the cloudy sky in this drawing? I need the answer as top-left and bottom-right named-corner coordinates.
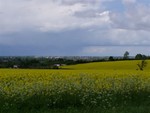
top-left (0, 0), bottom-right (150, 56)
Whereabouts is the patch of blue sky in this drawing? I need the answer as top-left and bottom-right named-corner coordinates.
top-left (138, 0), bottom-right (150, 5)
top-left (104, 1), bottom-right (125, 12)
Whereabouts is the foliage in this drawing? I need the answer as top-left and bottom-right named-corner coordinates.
top-left (108, 56), bottom-right (114, 61)
top-left (0, 57), bottom-right (94, 69)
top-left (123, 51), bottom-right (129, 60)
top-left (135, 54), bottom-right (147, 60)
top-left (0, 55), bottom-right (150, 69)
top-left (137, 60), bottom-right (148, 71)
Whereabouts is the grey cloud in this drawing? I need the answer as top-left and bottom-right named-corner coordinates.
top-left (74, 10), bottom-right (99, 18)
top-left (1, 27), bottom-right (150, 56)
top-left (0, 29), bottom-right (92, 55)
top-left (110, 1), bottom-right (150, 31)
top-left (0, 28), bottom-right (131, 56)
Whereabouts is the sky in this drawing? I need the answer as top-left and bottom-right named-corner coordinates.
top-left (0, 0), bottom-right (150, 56)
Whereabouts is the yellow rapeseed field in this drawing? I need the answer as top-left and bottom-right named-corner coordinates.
top-left (0, 60), bottom-right (150, 110)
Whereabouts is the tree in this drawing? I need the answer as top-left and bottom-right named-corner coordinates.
top-left (109, 56), bottom-right (114, 61)
top-left (142, 55), bottom-right (147, 60)
top-left (135, 54), bottom-right (147, 60)
top-left (137, 60), bottom-right (148, 71)
top-left (135, 54), bottom-right (143, 60)
top-left (123, 51), bottom-right (129, 60)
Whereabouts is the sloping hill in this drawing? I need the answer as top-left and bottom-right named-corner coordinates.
top-left (62, 60), bottom-right (150, 71)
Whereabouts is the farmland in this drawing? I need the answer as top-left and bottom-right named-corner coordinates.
top-left (0, 60), bottom-right (150, 113)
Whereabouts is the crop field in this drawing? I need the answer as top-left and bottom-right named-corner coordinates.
top-left (62, 60), bottom-right (150, 70)
top-left (0, 60), bottom-right (150, 112)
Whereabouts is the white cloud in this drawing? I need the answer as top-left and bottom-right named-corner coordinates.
top-left (110, 0), bottom-right (150, 31)
top-left (104, 29), bottom-right (150, 45)
top-left (0, 0), bottom-right (111, 34)
top-left (58, 0), bottom-right (115, 5)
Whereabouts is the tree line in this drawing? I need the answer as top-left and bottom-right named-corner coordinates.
top-left (0, 53), bottom-right (149, 69)
top-left (0, 57), bottom-right (104, 69)
top-left (109, 52), bottom-right (150, 61)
